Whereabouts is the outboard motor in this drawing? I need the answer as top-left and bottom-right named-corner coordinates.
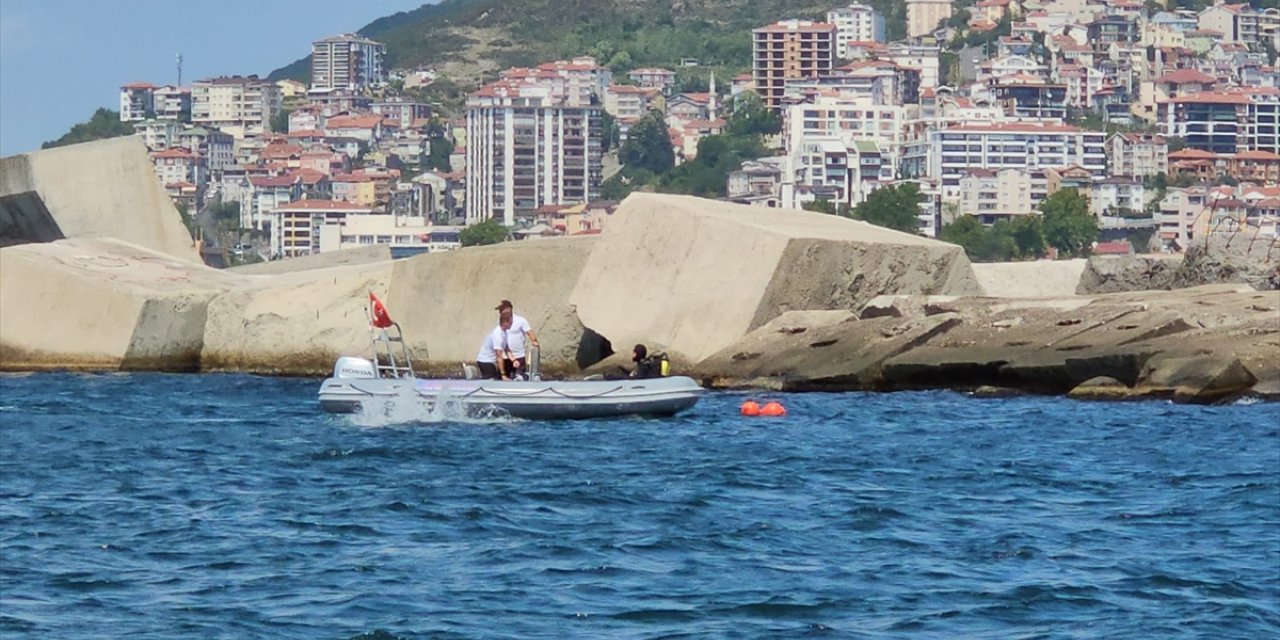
top-left (333, 357), bottom-right (377, 379)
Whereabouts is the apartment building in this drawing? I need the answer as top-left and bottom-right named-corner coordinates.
top-left (752, 20), bottom-right (837, 111)
top-left (1105, 133), bottom-right (1169, 177)
top-left (1198, 2), bottom-right (1259, 44)
top-left (878, 44), bottom-right (940, 90)
top-left (191, 76), bottom-right (282, 139)
top-left (827, 4), bottom-right (885, 59)
top-left (150, 148), bottom-right (203, 188)
top-left (465, 79), bottom-right (603, 226)
top-left (784, 137), bottom-right (888, 209)
top-left (1159, 88), bottom-right (1280, 154)
top-left (310, 34), bottom-right (386, 91)
top-left (957, 168), bottom-right (1047, 222)
top-left (153, 86), bottom-right (192, 121)
top-left (929, 122), bottom-right (1106, 200)
top-left (905, 0), bottom-right (952, 38)
top-left (784, 94), bottom-right (905, 163)
top-left (271, 199), bottom-right (376, 258)
top-left (603, 85), bottom-right (664, 123)
top-left (371, 99), bottom-right (432, 128)
top-left (120, 83), bottom-right (157, 121)
top-left (628, 68), bottom-right (678, 94)
top-left (1090, 177), bottom-right (1147, 216)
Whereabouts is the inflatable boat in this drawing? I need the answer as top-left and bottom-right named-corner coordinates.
top-left (318, 294), bottom-right (703, 420)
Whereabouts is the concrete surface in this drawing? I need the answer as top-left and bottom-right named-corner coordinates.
top-left (570, 193), bottom-right (981, 363)
top-left (0, 137), bottom-right (199, 262)
top-left (972, 259), bottom-right (1088, 297)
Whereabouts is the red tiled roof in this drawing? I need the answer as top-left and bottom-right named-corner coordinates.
top-left (122, 82), bottom-right (157, 90)
top-left (1233, 150), bottom-right (1280, 160)
top-left (1168, 91), bottom-right (1251, 104)
top-left (1157, 69), bottom-right (1216, 85)
top-left (250, 175), bottom-right (299, 188)
top-left (326, 114), bottom-right (384, 129)
top-left (1094, 240), bottom-right (1133, 255)
top-left (1169, 149), bottom-right (1219, 160)
top-left (288, 129), bottom-right (326, 138)
top-left (275, 199), bottom-right (374, 211)
top-left (151, 148), bottom-right (196, 159)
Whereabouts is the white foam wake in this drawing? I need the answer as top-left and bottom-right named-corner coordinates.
top-left (346, 382), bottom-right (515, 427)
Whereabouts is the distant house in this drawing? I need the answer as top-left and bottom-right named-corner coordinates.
top-left (628, 68), bottom-right (677, 94)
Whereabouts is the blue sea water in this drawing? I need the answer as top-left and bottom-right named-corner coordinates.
top-left (0, 373), bottom-right (1278, 639)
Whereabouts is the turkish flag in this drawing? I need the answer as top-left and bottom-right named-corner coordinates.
top-left (369, 292), bottom-right (394, 328)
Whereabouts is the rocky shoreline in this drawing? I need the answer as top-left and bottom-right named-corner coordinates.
top-left (2, 140), bottom-right (1277, 405)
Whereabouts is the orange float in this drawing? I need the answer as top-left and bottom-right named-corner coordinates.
top-left (759, 401), bottom-right (787, 417)
top-left (739, 400), bottom-right (761, 416)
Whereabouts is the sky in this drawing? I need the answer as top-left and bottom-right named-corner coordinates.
top-left (0, 0), bottom-right (427, 155)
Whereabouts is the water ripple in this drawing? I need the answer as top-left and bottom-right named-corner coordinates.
top-left (0, 374), bottom-right (1277, 638)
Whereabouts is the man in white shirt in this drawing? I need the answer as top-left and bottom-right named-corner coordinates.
top-left (475, 315), bottom-right (513, 380)
top-left (495, 299), bottom-right (539, 379)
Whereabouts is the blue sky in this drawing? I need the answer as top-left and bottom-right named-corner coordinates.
top-left (0, 0), bottom-right (426, 155)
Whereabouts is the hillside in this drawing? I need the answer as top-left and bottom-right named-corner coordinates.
top-left (269, 0), bottom-right (908, 88)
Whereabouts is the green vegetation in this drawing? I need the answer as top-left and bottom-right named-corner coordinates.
top-left (940, 191), bottom-right (1098, 262)
top-left (270, 0), bottom-right (911, 91)
top-left (618, 111), bottom-right (675, 175)
top-left (270, 108), bottom-right (292, 134)
top-left (603, 93), bottom-right (780, 200)
top-left (42, 108), bottom-right (135, 149)
top-left (941, 215), bottom-right (1046, 262)
top-left (459, 218), bottom-right (509, 246)
top-left (1040, 190), bottom-right (1099, 258)
top-left (424, 120), bottom-right (455, 171)
top-left (853, 183), bottom-right (924, 234)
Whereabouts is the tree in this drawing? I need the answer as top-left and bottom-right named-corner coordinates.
top-left (1167, 136), bottom-right (1187, 152)
top-left (426, 137), bottom-right (454, 171)
top-left (460, 219), bottom-right (509, 247)
top-left (42, 108), bottom-right (135, 149)
top-left (939, 215), bottom-right (988, 259)
top-left (852, 183), bottom-right (923, 233)
top-left (270, 108), bottom-right (292, 134)
top-left (619, 110), bottom-right (674, 174)
top-left (600, 111), bottom-right (619, 152)
top-left (1040, 189), bottom-right (1098, 258)
top-left (1008, 214), bottom-right (1046, 259)
top-left (727, 92), bottom-right (781, 137)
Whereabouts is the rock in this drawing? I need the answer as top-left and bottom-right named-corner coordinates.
top-left (1068, 376), bottom-right (1132, 400)
top-left (972, 385), bottom-right (1025, 398)
top-left (1076, 255), bottom-right (1181, 294)
top-left (569, 193), bottom-right (981, 363)
top-left (695, 310), bottom-right (962, 391)
top-left (1172, 235), bottom-right (1280, 291)
top-left (0, 137), bottom-right (198, 262)
top-left (1135, 355), bottom-right (1258, 404)
top-left (858, 295), bottom-right (906, 319)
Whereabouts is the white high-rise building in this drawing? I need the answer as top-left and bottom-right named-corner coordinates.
top-left (465, 79), bottom-right (603, 226)
top-left (191, 76), bottom-right (282, 139)
top-left (827, 4), bottom-right (886, 58)
top-left (311, 34), bottom-right (387, 91)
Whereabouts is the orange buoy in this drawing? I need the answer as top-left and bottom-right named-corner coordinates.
top-left (740, 400), bottom-right (761, 416)
top-left (760, 401), bottom-right (787, 417)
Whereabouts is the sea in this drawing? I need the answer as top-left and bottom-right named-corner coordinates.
top-left (1, 372), bottom-right (1277, 639)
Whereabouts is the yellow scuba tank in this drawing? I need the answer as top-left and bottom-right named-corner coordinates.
top-left (658, 353), bottom-right (670, 377)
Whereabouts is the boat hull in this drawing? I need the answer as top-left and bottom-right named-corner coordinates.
top-left (318, 376), bottom-right (703, 420)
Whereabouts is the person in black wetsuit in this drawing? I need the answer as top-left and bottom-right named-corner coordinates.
top-left (629, 344), bottom-right (661, 379)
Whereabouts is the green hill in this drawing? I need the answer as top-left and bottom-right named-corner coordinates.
top-left (268, 0), bottom-right (909, 87)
